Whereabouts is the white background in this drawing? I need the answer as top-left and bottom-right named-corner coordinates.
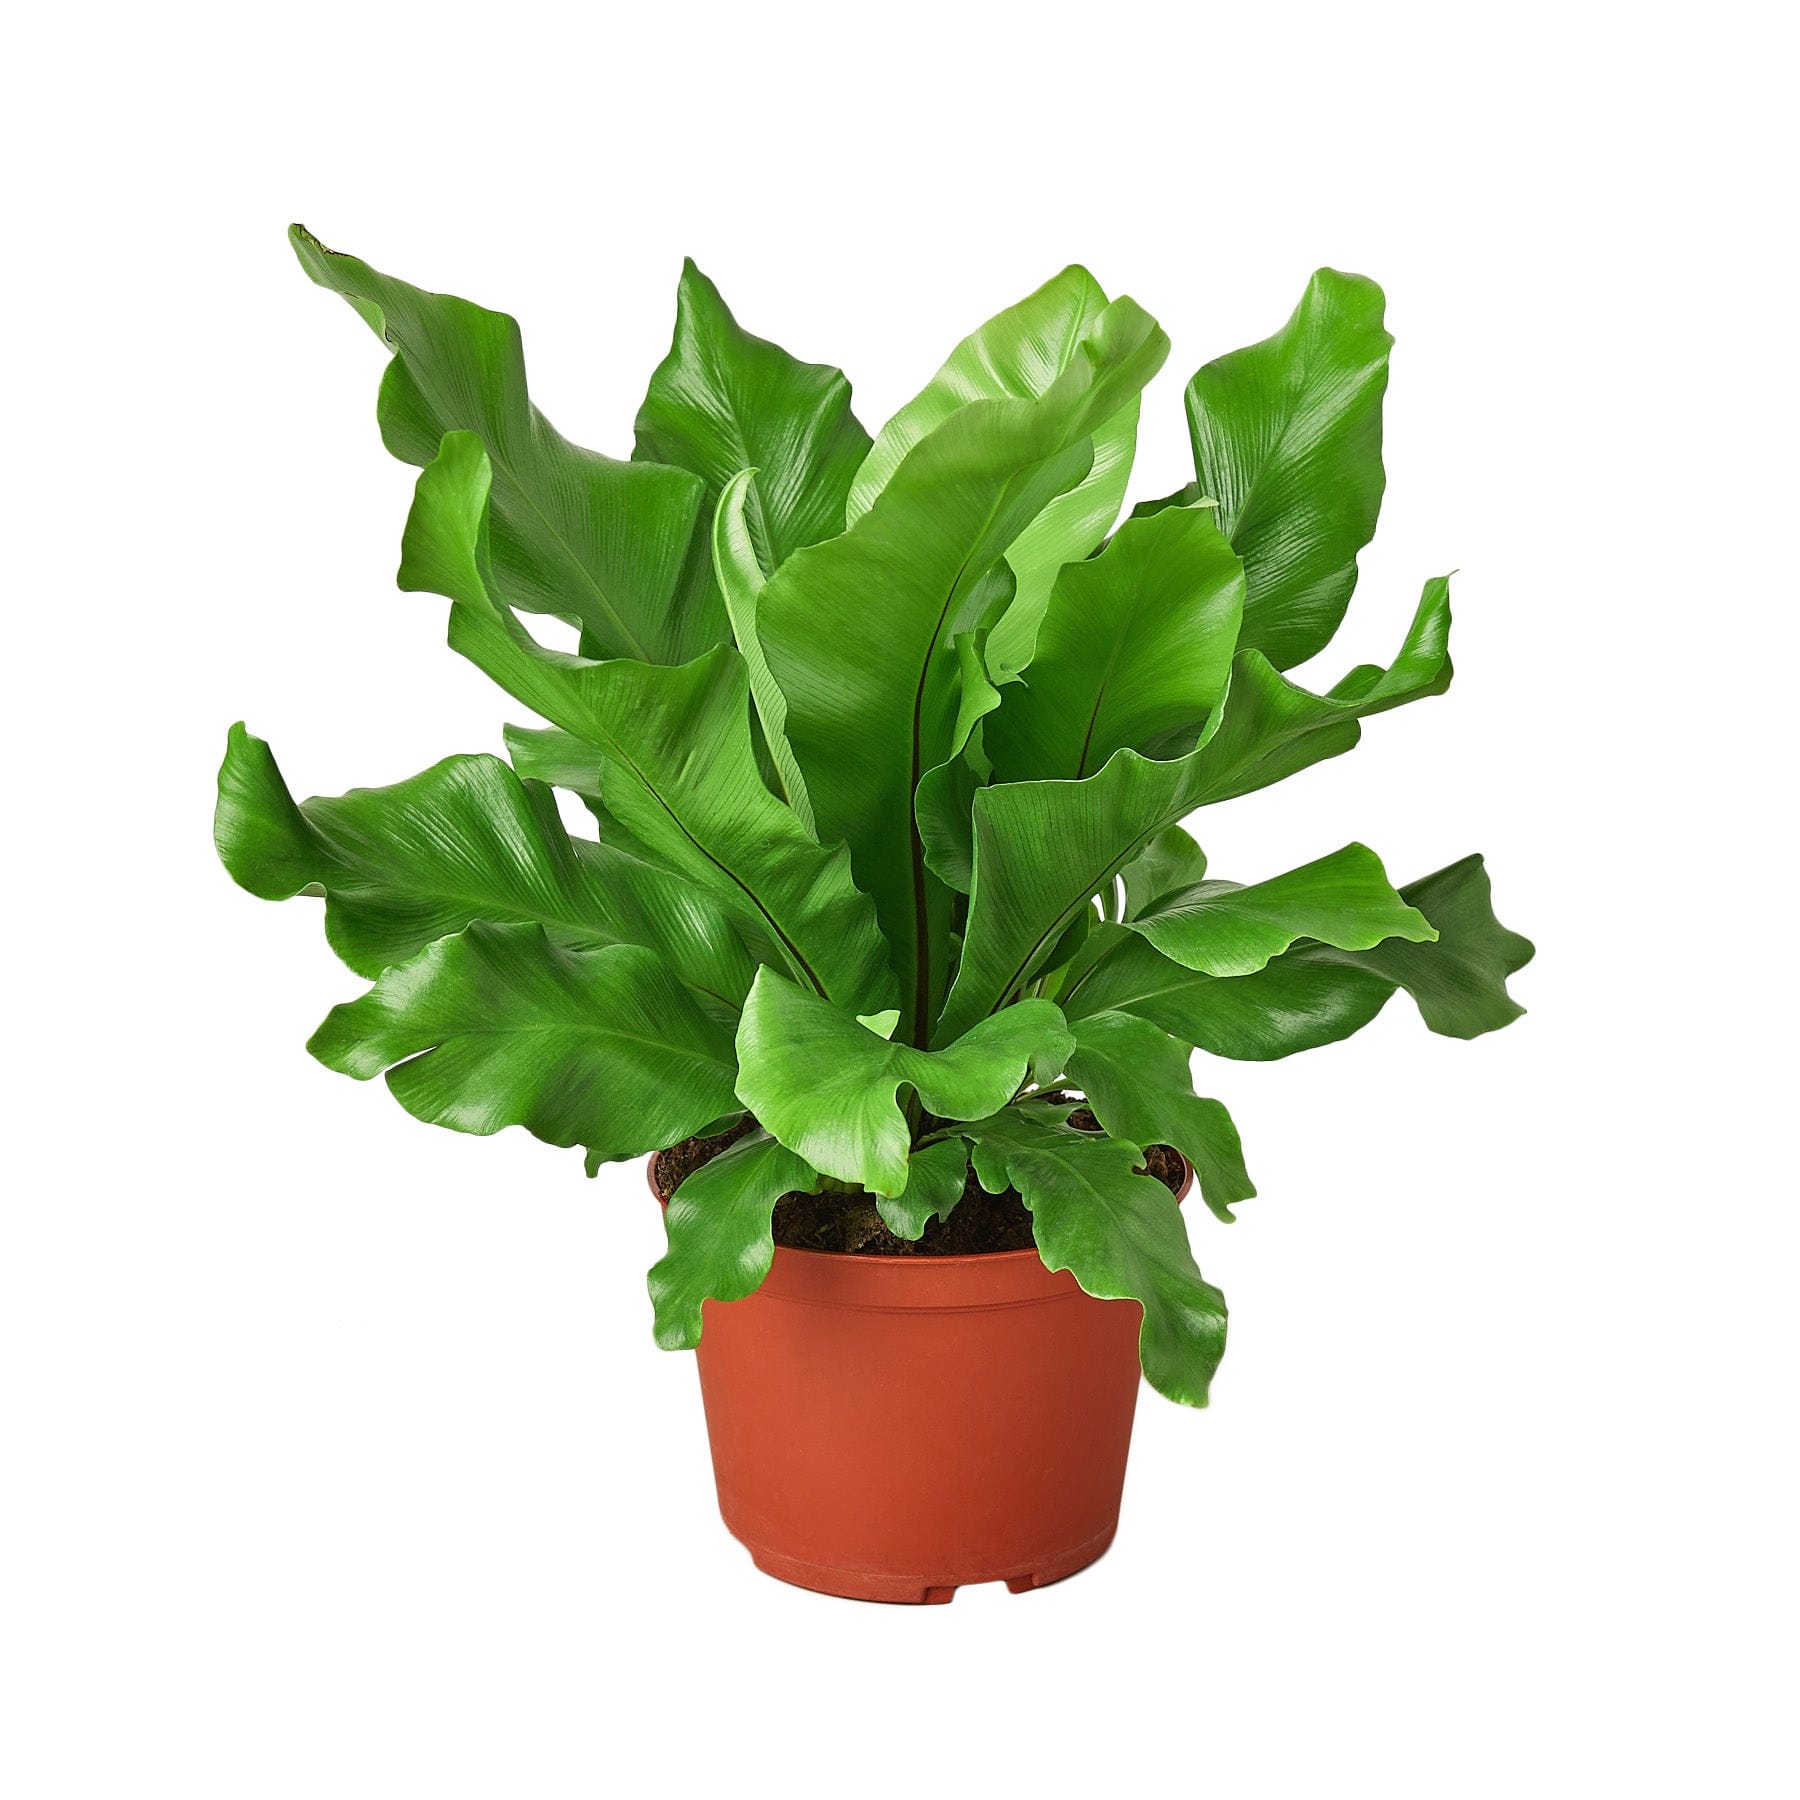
top-left (5, 3), bottom-right (1793, 1795)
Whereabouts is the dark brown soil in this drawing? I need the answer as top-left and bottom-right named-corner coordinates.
top-left (649, 1115), bottom-right (756, 1195)
top-left (649, 1105), bottom-right (1186, 1258)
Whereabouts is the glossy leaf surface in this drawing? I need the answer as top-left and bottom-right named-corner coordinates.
top-left (1336, 855), bottom-right (1535, 1037)
top-left (914, 628), bottom-right (1004, 894)
top-left (1186, 268), bottom-right (1391, 669)
top-left (986, 502), bottom-right (1244, 783)
top-left (1185, 575), bottom-right (1453, 805)
top-left (636, 259), bottom-right (870, 569)
top-left (1120, 826), bottom-right (1210, 920)
top-left (1066, 1010), bottom-right (1255, 1221)
top-left (939, 578), bottom-right (1453, 1039)
top-left (648, 1131), bottom-right (821, 1349)
top-left (758, 298), bottom-right (1168, 1043)
top-left (711, 468), bottom-right (813, 826)
top-left (874, 1137), bottom-right (973, 1241)
top-left (735, 971), bottom-right (1072, 1194)
top-left (1126, 842), bottom-right (1435, 977)
top-left (966, 1105), bottom-right (1227, 1408)
top-left (214, 727), bottom-right (753, 1017)
top-left (399, 432), bottom-right (895, 1016)
top-left (309, 924), bottom-right (739, 1163)
top-left (291, 226), bottom-right (714, 662)
top-left (1062, 855), bottom-right (1532, 1056)
top-left (1061, 926), bottom-right (1394, 1060)
top-left (849, 266), bottom-right (1141, 679)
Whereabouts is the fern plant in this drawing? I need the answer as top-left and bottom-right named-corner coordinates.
top-left (215, 229), bottom-right (1532, 1406)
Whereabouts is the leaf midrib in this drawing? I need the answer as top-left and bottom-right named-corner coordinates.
top-left (985, 813), bottom-right (1170, 1020)
top-left (600, 725), bottom-right (832, 1002)
top-left (1216, 348), bottom-right (1385, 546)
top-left (320, 816), bottom-right (744, 1015)
top-left (489, 443), bottom-right (659, 663)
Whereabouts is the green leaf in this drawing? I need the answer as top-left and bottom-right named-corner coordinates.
top-left (308, 923), bottom-right (740, 1164)
top-left (758, 297), bottom-right (1169, 1043)
top-left (1061, 926), bottom-right (1395, 1060)
top-left (1125, 481), bottom-right (1203, 526)
top-left (214, 726), bottom-right (756, 1014)
top-left (940, 749), bottom-right (1218, 1041)
top-left (499, 721), bottom-right (613, 809)
top-left (966, 1105), bottom-right (1227, 1408)
top-left (986, 502), bottom-right (1244, 783)
top-left (1066, 1010), bottom-right (1255, 1221)
top-left (1339, 854), bottom-right (1535, 1038)
top-left (914, 629), bottom-right (1005, 894)
top-left (1037, 902), bottom-right (1098, 995)
top-left (1189, 574), bottom-right (1453, 806)
top-left (915, 751), bottom-right (983, 896)
top-left (874, 1137), bottom-right (972, 1241)
top-left (498, 723), bottom-right (664, 859)
top-left (399, 431), bottom-right (897, 1017)
top-left (1126, 842), bottom-right (1435, 977)
top-left (1120, 827), bottom-right (1209, 920)
top-left (1061, 855), bottom-right (1532, 1056)
top-left (734, 970), bottom-right (1073, 1195)
top-left (1186, 268), bottom-right (1391, 669)
top-left (849, 266), bottom-right (1142, 677)
top-left (289, 225), bottom-right (715, 663)
top-left (938, 578), bottom-right (1452, 1040)
top-left (711, 468), bottom-right (814, 827)
top-left (648, 1130), bottom-right (820, 1349)
top-left (635, 259), bottom-right (870, 570)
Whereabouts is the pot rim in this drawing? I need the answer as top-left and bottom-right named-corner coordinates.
top-left (644, 1140), bottom-right (1193, 1272)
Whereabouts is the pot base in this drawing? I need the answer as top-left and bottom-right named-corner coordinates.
top-left (735, 1523), bottom-right (1118, 1604)
top-left (650, 1149), bottom-right (1192, 1605)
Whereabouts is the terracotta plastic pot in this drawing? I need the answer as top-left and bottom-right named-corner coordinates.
top-left (649, 1152), bottom-right (1192, 1604)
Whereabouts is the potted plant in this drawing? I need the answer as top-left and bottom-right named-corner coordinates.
top-left (217, 229), bottom-right (1532, 1603)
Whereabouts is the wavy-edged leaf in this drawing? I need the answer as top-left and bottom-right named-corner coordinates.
top-left (1191, 575), bottom-right (1453, 805)
top-left (1126, 481), bottom-right (1203, 526)
top-left (735, 970), bottom-right (1072, 1195)
top-left (849, 267), bottom-right (1141, 678)
top-left (1337, 854), bottom-right (1535, 1037)
top-left (1186, 268), bottom-right (1391, 669)
top-left (399, 431), bottom-right (896, 1017)
top-left (1066, 1010), bottom-right (1255, 1221)
top-left (966, 1105), bottom-right (1227, 1408)
top-left (1061, 855), bottom-right (1532, 1056)
top-left (1120, 827), bottom-right (1209, 920)
top-left (986, 503), bottom-right (1244, 783)
top-left (308, 923), bottom-right (739, 1163)
top-left (1126, 842), bottom-right (1435, 977)
top-left (1061, 926), bottom-right (1394, 1060)
top-left (498, 723), bottom-right (664, 862)
top-left (635, 259), bottom-right (870, 570)
top-left (214, 726), bottom-right (755, 1016)
top-left (712, 468), bottom-right (813, 826)
top-left (874, 1137), bottom-right (972, 1241)
top-left (941, 748), bottom-right (1221, 1041)
top-left (759, 298), bottom-right (1169, 1043)
top-left (499, 722), bottom-right (612, 808)
top-left (648, 1130), bottom-right (821, 1349)
top-left (290, 225), bottom-right (713, 663)
top-left (938, 579), bottom-right (1452, 1040)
